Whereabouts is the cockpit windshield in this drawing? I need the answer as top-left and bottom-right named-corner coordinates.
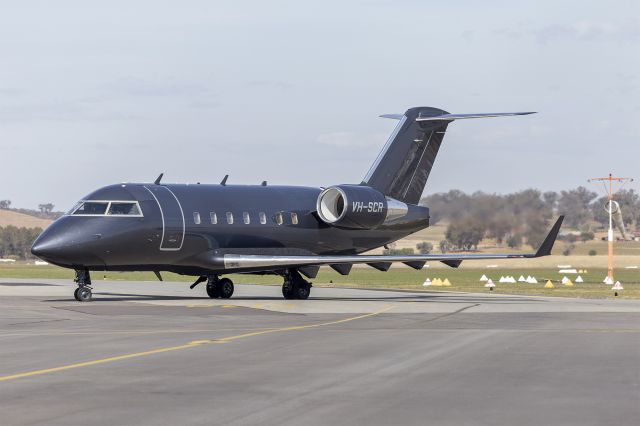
top-left (69, 201), bottom-right (143, 217)
top-left (73, 202), bottom-right (109, 215)
top-left (108, 202), bottom-right (141, 216)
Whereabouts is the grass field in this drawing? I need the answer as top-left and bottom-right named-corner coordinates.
top-left (2, 262), bottom-right (639, 299)
top-left (0, 210), bottom-right (52, 228)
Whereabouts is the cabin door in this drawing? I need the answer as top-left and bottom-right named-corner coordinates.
top-left (145, 186), bottom-right (185, 251)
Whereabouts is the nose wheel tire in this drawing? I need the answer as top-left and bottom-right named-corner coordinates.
top-left (74, 287), bottom-right (92, 302)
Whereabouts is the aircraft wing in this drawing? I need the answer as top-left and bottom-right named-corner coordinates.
top-left (221, 216), bottom-right (564, 271)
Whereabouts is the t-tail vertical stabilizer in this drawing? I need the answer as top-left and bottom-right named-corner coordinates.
top-left (362, 107), bottom-right (535, 204)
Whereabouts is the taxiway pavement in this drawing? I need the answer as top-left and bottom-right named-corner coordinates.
top-left (1, 279), bottom-right (639, 426)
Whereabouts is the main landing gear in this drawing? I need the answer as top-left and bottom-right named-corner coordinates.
top-left (282, 269), bottom-right (311, 300)
top-left (204, 275), bottom-right (234, 299)
top-left (74, 269), bottom-right (92, 302)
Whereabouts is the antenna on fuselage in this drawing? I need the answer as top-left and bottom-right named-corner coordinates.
top-left (154, 173), bottom-right (164, 185)
top-left (221, 175), bottom-right (229, 186)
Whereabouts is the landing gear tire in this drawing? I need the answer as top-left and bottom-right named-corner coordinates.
top-left (282, 281), bottom-right (296, 299)
top-left (74, 269), bottom-right (92, 302)
top-left (282, 270), bottom-right (312, 300)
top-left (219, 278), bottom-right (234, 299)
top-left (75, 287), bottom-right (92, 302)
top-left (206, 282), bottom-right (221, 299)
top-left (294, 282), bottom-right (310, 300)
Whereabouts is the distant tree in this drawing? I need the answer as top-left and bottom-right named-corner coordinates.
top-left (0, 226), bottom-right (42, 259)
top-left (558, 186), bottom-right (597, 228)
top-left (562, 244), bottom-right (576, 256)
top-left (486, 212), bottom-right (514, 245)
top-left (521, 211), bottom-right (550, 249)
top-left (592, 190), bottom-right (640, 228)
top-left (543, 191), bottom-right (558, 212)
top-left (0, 200), bottom-right (11, 209)
top-left (445, 218), bottom-right (486, 251)
top-left (563, 234), bottom-right (578, 244)
top-left (38, 203), bottom-right (55, 215)
top-left (588, 249), bottom-right (597, 256)
top-left (580, 231), bottom-right (595, 242)
top-left (439, 240), bottom-right (450, 254)
top-left (416, 242), bottom-right (433, 254)
top-left (506, 234), bottom-right (523, 249)
top-left (383, 247), bottom-right (415, 255)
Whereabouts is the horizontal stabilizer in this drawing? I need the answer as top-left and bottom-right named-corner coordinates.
top-left (416, 112), bottom-right (536, 121)
top-left (367, 107), bottom-right (535, 205)
top-left (379, 114), bottom-right (404, 120)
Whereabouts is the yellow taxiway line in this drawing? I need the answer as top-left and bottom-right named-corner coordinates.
top-left (0, 305), bottom-right (394, 383)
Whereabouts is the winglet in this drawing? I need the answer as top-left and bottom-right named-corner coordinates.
top-left (154, 173), bottom-right (164, 185)
top-left (534, 216), bottom-right (564, 257)
top-left (220, 175), bottom-right (229, 186)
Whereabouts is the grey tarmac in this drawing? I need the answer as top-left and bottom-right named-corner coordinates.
top-left (0, 278), bottom-right (639, 426)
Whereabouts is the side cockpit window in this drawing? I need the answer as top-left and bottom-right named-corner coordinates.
top-left (70, 201), bottom-right (142, 217)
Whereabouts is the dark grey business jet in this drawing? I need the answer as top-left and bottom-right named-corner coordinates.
top-left (32, 106), bottom-right (563, 301)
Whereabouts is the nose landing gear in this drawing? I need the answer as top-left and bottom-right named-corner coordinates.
top-left (73, 269), bottom-right (92, 302)
top-left (282, 269), bottom-right (311, 300)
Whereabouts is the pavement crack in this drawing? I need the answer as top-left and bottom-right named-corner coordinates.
top-left (7, 318), bottom-right (70, 327)
top-left (51, 306), bottom-right (100, 316)
top-left (414, 303), bottom-right (480, 324)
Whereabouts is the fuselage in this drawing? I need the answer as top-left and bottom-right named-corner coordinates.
top-left (32, 183), bottom-right (430, 276)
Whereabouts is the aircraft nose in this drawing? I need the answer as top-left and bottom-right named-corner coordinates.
top-left (31, 222), bottom-right (81, 264)
top-left (31, 232), bottom-right (62, 259)
top-left (31, 220), bottom-right (106, 267)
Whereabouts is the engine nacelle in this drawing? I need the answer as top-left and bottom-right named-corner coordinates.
top-left (317, 185), bottom-right (398, 229)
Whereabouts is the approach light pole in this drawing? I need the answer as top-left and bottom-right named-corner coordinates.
top-left (588, 174), bottom-right (634, 285)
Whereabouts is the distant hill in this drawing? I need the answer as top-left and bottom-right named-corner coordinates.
top-left (0, 209), bottom-right (52, 229)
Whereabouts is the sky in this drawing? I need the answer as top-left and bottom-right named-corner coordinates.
top-left (1, 0), bottom-right (638, 209)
